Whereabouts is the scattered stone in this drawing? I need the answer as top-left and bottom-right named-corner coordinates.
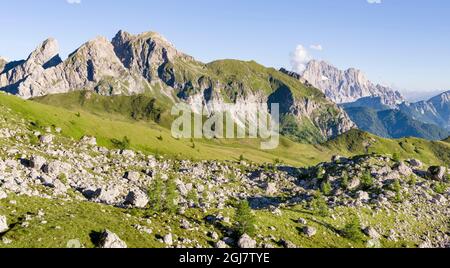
top-left (0, 190), bottom-right (7, 200)
top-left (39, 135), bottom-right (53, 144)
top-left (237, 234), bottom-right (256, 248)
top-left (427, 166), bottom-right (447, 181)
top-left (363, 227), bottom-right (380, 239)
top-left (0, 215), bottom-right (8, 233)
top-left (302, 226), bottom-right (317, 237)
top-left (80, 136), bottom-right (97, 146)
top-left (393, 162), bottom-right (413, 176)
top-left (280, 239), bottom-right (297, 248)
top-left (297, 218), bottom-right (307, 225)
top-left (30, 155), bottom-right (46, 170)
top-left (125, 171), bottom-right (140, 182)
top-left (348, 178), bottom-right (360, 190)
top-left (408, 159), bottom-right (423, 168)
top-left (124, 190), bottom-right (149, 208)
top-left (215, 240), bottom-right (229, 248)
top-left (265, 182), bottom-right (277, 196)
top-left (98, 230), bottom-right (127, 248)
top-left (356, 191), bottom-right (370, 202)
top-left (163, 233), bottom-right (173, 246)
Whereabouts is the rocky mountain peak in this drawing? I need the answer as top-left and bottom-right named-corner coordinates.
top-left (27, 38), bottom-right (62, 68)
top-left (298, 60), bottom-right (405, 107)
top-left (0, 57), bottom-right (7, 73)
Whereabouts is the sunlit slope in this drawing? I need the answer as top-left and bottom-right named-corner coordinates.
top-left (1, 92), bottom-right (449, 167)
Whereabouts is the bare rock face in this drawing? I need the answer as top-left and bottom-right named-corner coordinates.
top-left (295, 60), bottom-right (405, 107)
top-left (0, 57), bottom-right (7, 73)
top-left (0, 38), bottom-right (62, 92)
top-left (16, 36), bottom-right (146, 98)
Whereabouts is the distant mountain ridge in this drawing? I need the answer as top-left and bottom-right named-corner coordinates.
top-left (0, 30), bottom-right (355, 143)
top-left (281, 60), bottom-right (405, 107)
top-left (399, 90), bottom-right (450, 131)
top-left (341, 92), bottom-right (450, 140)
top-left (344, 106), bottom-right (449, 140)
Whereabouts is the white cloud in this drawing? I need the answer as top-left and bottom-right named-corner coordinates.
top-left (367, 0), bottom-right (382, 4)
top-left (290, 45), bottom-right (312, 74)
top-left (310, 44), bottom-right (323, 51)
top-left (67, 0), bottom-right (81, 4)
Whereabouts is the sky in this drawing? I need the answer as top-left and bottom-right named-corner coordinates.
top-left (1, 0), bottom-right (450, 94)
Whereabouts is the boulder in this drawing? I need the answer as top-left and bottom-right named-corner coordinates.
top-left (98, 230), bottom-right (127, 248)
top-left (302, 226), bottom-right (317, 237)
top-left (427, 166), bottom-right (447, 181)
top-left (0, 215), bottom-right (9, 233)
top-left (43, 161), bottom-right (71, 175)
top-left (237, 234), bottom-right (256, 248)
top-left (94, 186), bottom-right (122, 205)
top-left (348, 178), bottom-right (360, 190)
top-left (356, 191), bottom-right (370, 202)
top-left (80, 136), bottom-right (97, 146)
top-left (280, 239), bottom-right (297, 248)
top-left (363, 227), bottom-right (380, 239)
top-left (393, 162), bottom-right (413, 177)
top-left (163, 233), bottom-right (173, 246)
top-left (30, 155), bottom-right (46, 170)
top-left (331, 155), bottom-right (344, 162)
top-left (124, 190), bottom-right (149, 208)
top-left (125, 171), bottom-right (140, 182)
top-left (0, 190), bottom-right (7, 200)
top-left (215, 240), bottom-right (229, 248)
top-left (408, 159), bottom-right (423, 168)
top-left (39, 135), bottom-right (53, 144)
top-left (265, 182), bottom-right (277, 196)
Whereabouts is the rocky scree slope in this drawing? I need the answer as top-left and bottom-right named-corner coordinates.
top-left (0, 30), bottom-right (355, 143)
top-left (0, 105), bottom-right (449, 248)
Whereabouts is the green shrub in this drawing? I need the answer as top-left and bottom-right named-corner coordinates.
top-left (111, 136), bottom-right (131, 150)
top-left (235, 200), bottom-right (256, 236)
top-left (321, 181), bottom-right (332, 196)
top-left (147, 175), bottom-right (164, 213)
top-left (361, 171), bottom-right (374, 190)
top-left (164, 175), bottom-right (179, 214)
top-left (392, 152), bottom-right (400, 162)
top-left (341, 171), bottom-right (349, 189)
top-left (342, 214), bottom-right (365, 242)
top-left (433, 182), bottom-right (448, 194)
top-left (311, 193), bottom-right (329, 217)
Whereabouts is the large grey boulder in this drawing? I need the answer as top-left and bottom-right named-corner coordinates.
top-left (302, 226), bottom-right (317, 237)
top-left (0, 215), bottom-right (8, 233)
top-left (30, 155), bottom-right (46, 170)
top-left (98, 230), bottom-right (127, 248)
top-left (428, 166), bottom-right (447, 181)
top-left (393, 162), bottom-right (413, 177)
top-left (237, 234), bottom-right (256, 248)
top-left (124, 190), bottom-right (148, 208)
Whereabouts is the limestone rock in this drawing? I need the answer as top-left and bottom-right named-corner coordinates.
top-left (98, 230), bottom-right (127, 248)
top-left (237, 234), bottom-right (256, 248)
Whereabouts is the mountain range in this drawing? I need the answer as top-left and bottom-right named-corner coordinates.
top-left (0, 30), bottom-right (355, 144)
top-left (280, 61), bottom-right (449, 140)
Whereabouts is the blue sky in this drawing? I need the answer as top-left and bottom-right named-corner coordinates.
top-left (1, 0), bottom-right (450, 93)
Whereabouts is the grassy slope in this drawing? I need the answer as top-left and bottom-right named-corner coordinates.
top-left (1, 92), bottom-right (449, 166)
top-left (0, 194), bottom-right (424, 248)
top-left (1, 92), bottom-right (332, 166)
top-left (326, 129), bottom-right (450, 166)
